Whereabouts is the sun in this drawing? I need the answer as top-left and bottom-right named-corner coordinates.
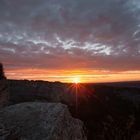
top-left (73, 77), bottom-right (80, 84)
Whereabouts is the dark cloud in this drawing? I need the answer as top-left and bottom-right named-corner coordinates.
top-left (0, 0), bottom-right (140, 73)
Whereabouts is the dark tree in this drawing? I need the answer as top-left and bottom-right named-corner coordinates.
top-left (0, 63), bottom-right (9, 108)
top-left (0, 63), bottom-right (6, 80)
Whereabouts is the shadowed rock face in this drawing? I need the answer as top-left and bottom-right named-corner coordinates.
top-left (0, 63), bottom-right (9, 109)
top-left (0, 102), bottom-right (86, 140)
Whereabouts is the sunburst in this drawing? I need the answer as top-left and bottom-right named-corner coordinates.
top-left (73, 77), bottom-right (80, 84)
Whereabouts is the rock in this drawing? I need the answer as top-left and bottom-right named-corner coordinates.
top-left (0, 63), bottom-right (9, 109)
top-left (0, 102), bottom-right (86, 140)
top-left (8, 80), bottom-right (91, 108)
top-left (8, 80), bottom-right (77, 106)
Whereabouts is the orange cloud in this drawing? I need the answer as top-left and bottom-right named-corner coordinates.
top-left (5, 68), bottom-right (140, 83)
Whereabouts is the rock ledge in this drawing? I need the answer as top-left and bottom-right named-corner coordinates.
top-left (0, 102), bottom-right (86, 140)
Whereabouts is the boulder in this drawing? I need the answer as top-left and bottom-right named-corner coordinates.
top-left (0, 102), bottom-right (86, 140)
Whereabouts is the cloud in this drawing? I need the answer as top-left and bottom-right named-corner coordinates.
top-left (0, 0), bottom-right (140, 73)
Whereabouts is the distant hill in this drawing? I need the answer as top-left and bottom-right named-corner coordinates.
top-left (94, 81), bottom-right (140, 88)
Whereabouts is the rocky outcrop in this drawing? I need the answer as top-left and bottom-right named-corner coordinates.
top-left (0, 63), bottom-right (9, 109)
top-left (8, 80), bottom-right (77, 106)
top-left (0, 102), bottom-right (86, 140)
top-left (8, 80), bottom-right (92, 108)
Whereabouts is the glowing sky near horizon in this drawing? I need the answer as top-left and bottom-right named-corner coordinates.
top-left (0, 0), bottom-right (140, 83)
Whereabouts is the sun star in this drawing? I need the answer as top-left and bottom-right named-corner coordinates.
top-left (73, 77), bottom-right (80, 84)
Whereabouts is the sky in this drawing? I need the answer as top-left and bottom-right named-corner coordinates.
top-left (0, 0), bottom-right (140, 83)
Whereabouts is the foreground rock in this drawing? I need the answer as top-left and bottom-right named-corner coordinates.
top-left (0, 102), bottom-right (86, 140)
